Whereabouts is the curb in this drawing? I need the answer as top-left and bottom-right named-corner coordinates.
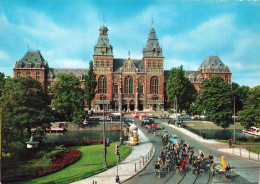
top-left (121, 146), bottom-right (156, 183)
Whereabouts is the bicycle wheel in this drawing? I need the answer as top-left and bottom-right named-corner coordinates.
top-left (200, 169), bottom-right (205, 175)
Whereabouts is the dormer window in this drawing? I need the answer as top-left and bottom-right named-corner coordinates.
top-left (36, 61), bottom-right (41, 68)
top-left (17, 61), bottom-right (22, 68)
top-left (224, 66), bottom-right (229, 73)
top-left (197, 75), bottom-right (203, 83)
top-left (47, 72), bottom-right (53, 80)
top-left (208, 65), bottom-right (213, 73)
top-left (216, 65), bottom-right (221, 72)
top-left (77, 72), bottom-right (83, 81)
top-left (27, 62), bottom-right (32, 68)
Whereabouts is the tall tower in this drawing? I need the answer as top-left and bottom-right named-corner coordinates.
top-left (142, 25), bottom-right (164, 111)
top-left (93, 25), bottom-right (114, 111)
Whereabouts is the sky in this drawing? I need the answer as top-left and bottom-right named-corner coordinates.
top-left (0, 0), bottom-right (259, 87)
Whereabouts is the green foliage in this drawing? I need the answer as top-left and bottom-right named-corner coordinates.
top-left (0, 72), bottom-right (5, 96)
top-left (166, 65), bottom-right (197, 113)
top-left (238, 86), bottom-right (260, 129)
top-left (85, 60), bottom-right (97, 110)
top-left (52, 73), bottom-right (85, 122)
top-left (232, 82), bottom-right (250, 113)
top-left (194, 75), bottom-right (233, 128)
top-left (1, 77), bottom-right (52, 159)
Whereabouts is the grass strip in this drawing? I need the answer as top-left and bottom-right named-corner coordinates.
top-left (22, 142), bottom-right (131, 184)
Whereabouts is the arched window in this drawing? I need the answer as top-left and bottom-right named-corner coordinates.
top-left (150, 76), bottom-right (159, 94)
top-left (17, 72), bottom-right (22, 79)
top-left (148, 61), bottom-right (151, 68)
top-left (124, 76), bottom-right (133, 94)
top-left (36, 72), bottom-right (41, 81)
top-left (96, 60), bottom-right (100, 67)
top-left (26, 72), bottom-right (31, 77)
top-left (98, 75), bottom-right (107, 93)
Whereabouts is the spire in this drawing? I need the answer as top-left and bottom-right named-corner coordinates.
top-left (94, 25), bottom-right (113, 56)
top-left (142, 24), bottom-right (163, 57)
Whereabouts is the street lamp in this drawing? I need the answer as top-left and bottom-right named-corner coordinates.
top-left (119, 84), bottom-right (123, 145)
top-left (102, 94), bottom-right (107, 168)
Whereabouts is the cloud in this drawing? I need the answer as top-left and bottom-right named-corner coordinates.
top-left (0, 50), bottom-right (10, 60)
top-left (53, 58), bottom-right (88, 68)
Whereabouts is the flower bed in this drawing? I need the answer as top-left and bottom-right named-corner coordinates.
top-left (35, 149), bottom-right (81, 177)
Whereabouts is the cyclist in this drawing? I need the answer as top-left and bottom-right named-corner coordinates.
top-left (155, 162), bottom-right (160, 174)
top-left (225, 164), bottom-right (232, 178)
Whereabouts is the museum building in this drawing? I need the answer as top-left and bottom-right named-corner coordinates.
top-left (13, 25), bottom-right (232, 112)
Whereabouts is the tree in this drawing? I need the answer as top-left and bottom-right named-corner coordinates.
top-left (194, 75), bottom-right (233, 128)
top-left (52, 73), bottom-right (85, 122)
top-left (0, 72), bottom-right (5, 96)
top-left (85, 60), bottom-right (97, 110)
top-left (232, 82), bottom-right (250, 113)
top-left (0, 77), bottom-right (52, 158)
top-left (166, 66), bottom-right (197, 113)
top-left (238, 86), bottom-right (260, 129)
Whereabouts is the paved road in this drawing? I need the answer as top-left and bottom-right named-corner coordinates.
top-left (124, 118), bottom-right (260, 184)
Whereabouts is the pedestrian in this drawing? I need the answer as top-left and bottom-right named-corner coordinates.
top-left (115, 175), bottom-right (120, 184)
top-left (228, 139), bottom-right (232, 148)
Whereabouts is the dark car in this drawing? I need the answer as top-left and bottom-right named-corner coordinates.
top-left (160, 115), bottom-right (169, 119)
top-left (124, 118), bottom-right (133, 122)
top-left (149, 115), bottom-right (158, 119)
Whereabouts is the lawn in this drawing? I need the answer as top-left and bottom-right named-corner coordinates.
top-left (23, 142), bottom-right (131, 184)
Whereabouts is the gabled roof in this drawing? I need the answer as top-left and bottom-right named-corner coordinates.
top-left (185, 71), bottom-right (203, 83)
top-left (48, 68), bottom-right (89, 80)
top-left (143, 26), bottom-right (163, 57)
top-left (94, 25), bottom-right (113, 56)
top-left (14, 50), bottom-right (47, 69)
top-left (198, 56), bottom-right (230, 73)
top-left (113, 58), bottom-right (145, 73)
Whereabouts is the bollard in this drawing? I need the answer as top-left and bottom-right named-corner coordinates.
top-left (146, 154), bottom-right (147, 162)
top-left (143, 156), bottom-right (144, 165)
top-left (233, 148), bottom-right (234, 154)
top-left (240, 148), bottom-right (241, 156)
top-left (139, 160), bottom-right (141, 169)
top-left (258, 152), bottom-right (259, 160)
top-left (135, 162), bottom-right (136, 172)
top-left (148, 152), bottom-right (150, 158)
top-left (249, 149), bottom-right (250, 159)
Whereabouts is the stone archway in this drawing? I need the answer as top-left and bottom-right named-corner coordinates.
top-left (139, 101), bottom-right (144, 111)
top-left (130, 100), bottom-right (135, 111)
top-left (123, 100), bottom-right (128, 112)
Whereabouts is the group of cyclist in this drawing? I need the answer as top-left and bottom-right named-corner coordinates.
top-left (155, 132), bottom-right (232, 178)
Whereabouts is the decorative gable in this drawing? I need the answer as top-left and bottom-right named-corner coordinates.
top-left (121, 59), bottom-right (138, 73)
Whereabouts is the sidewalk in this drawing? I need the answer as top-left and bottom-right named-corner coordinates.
top-left (72, 127), bottom-right (155, 184)
top-left (164, 122), bottom-right (260, 161)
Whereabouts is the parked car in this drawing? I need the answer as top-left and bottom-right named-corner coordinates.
top-left (169, 114), bottom-right (181, 119)
top-left (149, 118), bottom-right (155, 123)
top-left (150, 123), bottom-right (159, 130)
top-left (160, 115), bottom-right (169, 119)
top-left (191, 115), bottom-right (200, 120)
top-left (134, 115), bottom-right (139, 118)
top-left (124, 118), bottom-right (133, 122)
top-left (149, 115), bottom-right (158, 119)
top-left (109, 115), bottom-right (120, 119)
top-left (200, 115), bottom-right (207, 120)
top-left (181, 115), bottom-right (190, 119)
top-left (142, 118), bottom-right (150, 124)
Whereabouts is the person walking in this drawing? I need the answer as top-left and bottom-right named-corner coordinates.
top-left (228, 139), bottom-right (232, 148)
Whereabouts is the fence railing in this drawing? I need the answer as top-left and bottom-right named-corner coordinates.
top-left (134, 146), bottom-right (154, 172)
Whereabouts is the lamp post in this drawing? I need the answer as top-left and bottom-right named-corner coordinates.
top-left (120, 84), bottom-right (123, 145)
top-left (233, 96), bottom-right (236, 144)
top-left (102, 94), bottom-right (107, 168)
